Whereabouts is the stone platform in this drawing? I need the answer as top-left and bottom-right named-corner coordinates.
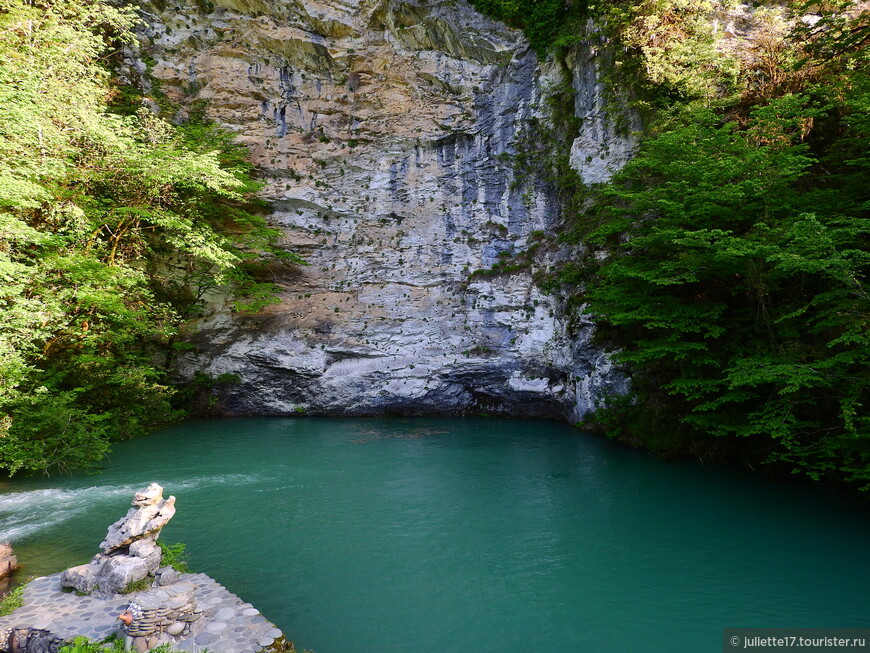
top-left (0, 572), bottom-right (283, 652)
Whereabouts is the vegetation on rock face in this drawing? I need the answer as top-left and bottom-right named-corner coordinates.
top-left (0, 0), bottom-right (299, 475)
top-left (466, 0), bottom-right (583, 53)
top-left (566, 2), bottom-right (869, 489)
top-left (473, 0), bottom-right (870, 490)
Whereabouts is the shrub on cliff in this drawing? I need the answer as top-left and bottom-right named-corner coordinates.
top-left (467, 0), bottom-right (579, 53)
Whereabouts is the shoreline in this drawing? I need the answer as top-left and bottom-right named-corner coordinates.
top-left (0, 571), bottom-right (285, 652)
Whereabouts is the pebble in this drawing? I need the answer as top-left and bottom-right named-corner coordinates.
top-left (166, 622), bottom-right (185, 636)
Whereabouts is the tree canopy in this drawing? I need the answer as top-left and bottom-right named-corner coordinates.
top-left (568, 1), bottom-right (870, 489)
top-left (0, 0), bottom-right (299, 474)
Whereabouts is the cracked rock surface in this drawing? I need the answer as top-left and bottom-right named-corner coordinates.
top-left (137, 0), bottom-right (631, 421)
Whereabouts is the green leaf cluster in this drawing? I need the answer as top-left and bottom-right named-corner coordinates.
top-left (157, 540), bottom-right (191, 573)
top-left (0, 0), bottom-right (299, 474)
top-left (579, 5), bottom-right (870, 489)
top-left (59, 636), bottom-right (177, 653)
top-left (466, 0), bottom-right (584, 54)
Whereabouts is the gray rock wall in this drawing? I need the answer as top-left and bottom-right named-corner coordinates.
top-left (138, 0), bottom-right (631, 421)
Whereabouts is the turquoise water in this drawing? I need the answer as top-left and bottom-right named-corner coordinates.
top-left (1, 418), bottom-right (868, 652)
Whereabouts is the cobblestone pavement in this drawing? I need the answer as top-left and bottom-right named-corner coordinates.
top-left (0, 572), bottom-right (283, 652)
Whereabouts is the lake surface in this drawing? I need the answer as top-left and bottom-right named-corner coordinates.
top-left (1, 418), bottom-right (868, 652)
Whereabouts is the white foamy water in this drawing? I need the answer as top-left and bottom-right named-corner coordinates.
top-left (0, 474), bottom-right (262, 542)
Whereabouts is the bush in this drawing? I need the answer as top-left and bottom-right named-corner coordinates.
top-left (0, 584), bottom-right (24, 617)
top-left (158, 541), bottom-right (191, 573)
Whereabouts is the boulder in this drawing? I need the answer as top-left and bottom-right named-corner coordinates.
top-left (129, 539), bottom-right (162, 572)
top-left (154, 566), bottom-right (178, 587)
top-left (59, 562), bottom-right (101, 594)
top-left (0, 543), bottom-right (18, 581)
top-left (94, 555), bottom-right (149, 596)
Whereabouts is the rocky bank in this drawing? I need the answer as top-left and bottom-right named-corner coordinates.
top-left (135, 0), bottom-right (633, 420)
top-left (0, 484), bottom-right (283, 653)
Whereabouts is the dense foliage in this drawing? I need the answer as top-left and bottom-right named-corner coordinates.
top-left (475, 0), bottom-right (869, 489)
top-left (466, 0), bottom-right (583, 53)
top-left (0, 0), bottom-right (297, 474)
top-left (570, 2), bottom-right (870, 489)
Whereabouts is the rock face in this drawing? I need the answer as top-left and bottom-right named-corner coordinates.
top-left (136, 0), bottom-right (632, 420)
top-left (565, 22), bottom-right (641, 185)
top-left (60, 484), bottom-right (175, 597)
top-left (0, 543), bottom-right (17, 581)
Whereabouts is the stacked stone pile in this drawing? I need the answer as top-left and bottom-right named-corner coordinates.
top-left (60, 484), bottom-right (175, 597)
top-left (121, 581), bottom-right (203, 649)
top-left (0, 484), bottom-right (285, 652)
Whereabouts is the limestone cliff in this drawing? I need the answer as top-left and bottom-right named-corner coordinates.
top-left (135, 0), bottom-right (631, 420)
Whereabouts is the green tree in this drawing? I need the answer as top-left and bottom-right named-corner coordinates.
top-left (0, 0), bottom-right (299, 474)
top-left (582, 75), bottom-right (870, 488)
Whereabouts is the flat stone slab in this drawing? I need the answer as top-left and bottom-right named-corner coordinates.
top-left (0, 572), bottom-right (283, 652)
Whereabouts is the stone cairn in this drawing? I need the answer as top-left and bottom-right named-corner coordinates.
top-left (61, 483), bottom-right (175, 597)
top-left (1, 483), bottom-right (284, 653)
top-left (60, 483), bottom-right (204, 651)
top-left (118, 579), bottom-right (203, 652)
